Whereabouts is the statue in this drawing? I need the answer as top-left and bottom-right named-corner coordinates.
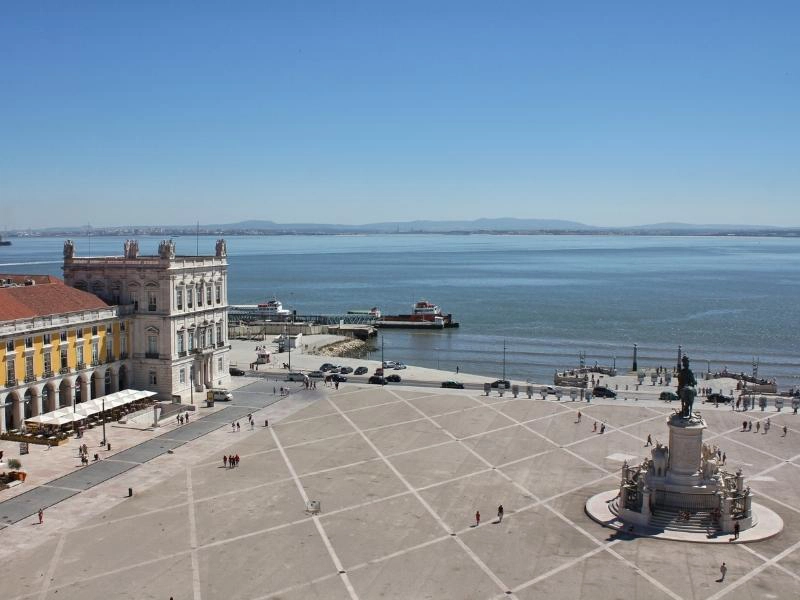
top-left (158, 239), bottom-right (176, 259)
top-left (215, 238), bottom-right (227, 257)
top-left (124, 239), bottom-right (140, 259)
top-left (677, 354), bottom-right (697, 419)
top-left (63, 239), bottom-right (75, 259)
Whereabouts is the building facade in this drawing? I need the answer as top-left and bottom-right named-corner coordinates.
top-left (0, 275), bottom-right (132, 432)
top-left (62, 238), bottom-right (231, 403)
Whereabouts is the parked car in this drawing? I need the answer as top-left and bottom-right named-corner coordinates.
top-left (491, 380), bottom-right (510, 389)
top-left (339, 366), bottom-right (354, 374)
top-left (354, 366), bottom-right (368, 375)
top-left (207, 388), bottom-right (233, 402)
top-left (386, 374), bottom-right (402, 383)
top-left (441, 381), bottom-right (464, 389)
top-left (382, 361), bottom-right (398, 368)
top-left (707, 392), bottom-right (733, 404)
top-left (308, 371), bottom-right (325, 379)
top-left (320, 363), bottom-right (336, 372)
top-left (285, 372), bottom-right (308, 382)
top-left (593, 386), bottom-right (617, 398)
top-left (660, 391), bottom-right (679, 402)
top-left (229, 367), bottom-right (245, 376)
top-left (393, 364), bottom-right (407, 370)
top-left (368, 376), bottom-right (386, 385)
top-left (332, 374), bottom-right (348, 382)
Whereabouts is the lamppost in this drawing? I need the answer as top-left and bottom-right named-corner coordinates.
top-left (190, 367), bottom-right (194, 406)
top-left (632, 344), bottom-right (638, 372)
top-left (101, 394), bottom-right (107, 446)
top-left (502, 339), bottom-right (507, 381)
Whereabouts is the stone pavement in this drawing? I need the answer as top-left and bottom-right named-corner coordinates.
top-left (2, 378), bottom-right (800, 599)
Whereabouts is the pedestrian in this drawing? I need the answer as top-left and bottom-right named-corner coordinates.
top-left (38, 508), bottom-right (43, 525)
top-left (179, 414), bottom-right (184, 425)
top-left (756, 421), bottom-right (761, 433)
top-left (185, 413), bottom-right (189, 423)
top-left (783, 425), bottom-right (788, 437)
top-left (742, 420), bottom-right (747, 431)
top-left (232, 421), bottom-right (236, 432)
top-left (335, 381), bottom-right (340, 390)
top-left (593, 421), bottom-right (597, 433)
top-left (600, 423), bottom-right (606, 434)
top-left (577, 411), bottom-right (582, 423)
top-left (228, 454), bottom-right (233, 468)
top-left (475, 510), bottom-right (480, 527)
top-left (250, 420), bottom-right (254, 430)
top-left (176, 415), bottom-right (180, 425)
top-left (645, 434), bottom-right (652, 447)
top-left (497, 505), bottom-right (504, 523)
top-left (273, 386), bottom-right (276, 395)
top-left (236, 421), bottom-right (241, 431)
top-left (719, 562), bottom-right (727, 581)
top-left (235, 454), bottom-right (240, 466)
top-left (223, 455), bottom-right (227, 468)
top-left (748, 421), bottom-right (753, 431)
top-left (265, 419), bottom-right (269, 427)
top-left (456, 366), bottom-right (460, 374)
top-left (733, 521), bottom-right (740, 540)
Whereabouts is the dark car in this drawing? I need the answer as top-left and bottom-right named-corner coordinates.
top-left (491, 380), bottom-right (510, 389)
top-left (707, 392), bottom-right (733, 404)
top-left (320, 363), bottom-right (335, 372)
top-left (386, 374), bottom-right (402, 383)
top-left (660, 391), bottom-right (679, 402)
top-left (368, 375), bottom-right (386, 385)
top-left (441, 381), bottom-right (465, 389)
top-left (354, 366), bottom-right (368, 375)
top-left (229, 367), bottom-right (246, 376)
top-left (592, 386), bottom-right (617, 398)
top-left (332, 374), bottom-right (348, 382)
top-left (339, 366), bottom-right (354, 374)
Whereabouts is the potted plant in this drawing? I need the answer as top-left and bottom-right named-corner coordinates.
top-left (6, 458), bottom-right (24, 481)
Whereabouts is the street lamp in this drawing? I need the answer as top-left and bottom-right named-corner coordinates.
top-left (101, 395), bottom-right (107, 446)
top-left (502, 339), bottom-right (507, 381)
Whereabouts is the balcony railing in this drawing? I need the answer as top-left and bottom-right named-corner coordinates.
top-left (24, 374), bottom-right (36, 383)
top-left (145, 352), bottom-right (159, 359)
top-left (59, 366), bottom-right (71, 374)
top-left (178, 350), bottom-right (187, 357)
top-left (6, 378), bottom-right (18, 387)
top-left (91, 359), bottom-right (101, 367)
top-left (42, 369), bottom-right (54, 379)
top-left (76, 362), bottom-right (86, 370)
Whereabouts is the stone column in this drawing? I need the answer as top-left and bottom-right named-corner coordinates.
top-left (30, 386), bottom-right (43, 417)
top-left (48, 386), bottom-right (59, 413)
top-left (0, 393), bottom-right (7, 433)
top-left (666, 414), bottom-right (707, 485)
top-left (80, 377), bottom-right (90, 404)
top-left (12, 395), bottom-right (23, 429)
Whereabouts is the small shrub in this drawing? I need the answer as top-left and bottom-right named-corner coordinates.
top-left (7, 458), bottom-right (22, 470)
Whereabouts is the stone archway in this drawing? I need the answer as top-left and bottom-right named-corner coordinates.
top-left (59, 379), bottom-right (74, 408)
top-left (6, 390), bottom-right (22, 430)
top-left (91, 370), bottom-right (105, 399)
top-left (23, 388), bottom-right (36, 420)
top-left (43, 382), bottom-right (58, 412)
top-left (75, 374), bottom-right (90, 404)
top-left (119, 364), bottom-right (129, 391)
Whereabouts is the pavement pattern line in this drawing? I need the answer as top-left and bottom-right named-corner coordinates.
top-left (269, 426), bottom-right (360, 600)
top-left (36, 532), bottom-right (66, 600)
top-left (325, 395), bottom-right (521, 599)
top-left (738, 542), bottom-right (800, 586)
top-left (186, 467), bottom-right (203, 600)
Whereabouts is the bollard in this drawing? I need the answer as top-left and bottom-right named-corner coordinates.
top-left (265, 419), bottom-right (269, 427)
top-left (128, 487), bottom-right (133, 497)
top-left (107, 443), bottom-right (111, 451)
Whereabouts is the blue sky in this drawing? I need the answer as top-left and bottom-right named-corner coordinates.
top-left (1, 2), bottom-right (798, 228)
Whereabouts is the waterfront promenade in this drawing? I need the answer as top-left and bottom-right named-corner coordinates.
top-left (2, 346), bottom-right (800, 598)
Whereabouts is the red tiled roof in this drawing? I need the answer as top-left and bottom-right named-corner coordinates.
top-left (0, 276), bottom-right (109, 322)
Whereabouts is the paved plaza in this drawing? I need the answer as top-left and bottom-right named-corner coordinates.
top-left (3, 378), bottom-right (800, 599)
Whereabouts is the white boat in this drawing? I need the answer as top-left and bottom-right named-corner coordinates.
top-left (256, 298), bottom-right (292, 319)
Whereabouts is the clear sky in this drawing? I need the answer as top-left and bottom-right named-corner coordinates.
top-left (1, 2), bottom-right (798, 229)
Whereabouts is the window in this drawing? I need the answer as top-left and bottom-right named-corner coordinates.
top-left (197, 285), bottom-right (203, 307)
top-left (121, 335), bottom-right (127, 356)
top-left (148, 371), bottom-right (157, 385)
top-left (25, 336), bottom-right (33, 348)
top-left (120, 321), bottom-right (126, 332)
top-left (179, 369), bottom-right (186, 384)
top-left (217, 357), bottom-right (223, 372)
top-left (188, 330), bottom-right (195, 351)
top-left (215, 285), bottom-right (221, 303)
top-left (148, 291), bottom-right (157, 312)
top-left (206, 286), bottom-right (212, 305)
top-left (216, 324), bottom-right (223, 346)
top-left (106, 342), bottom-right (113, 362)
top-left (91, 341), bottom-right (99, 364)
top-left (92, 326), bottom-right (98, 336)
top-left (60, 347), bottom-right (68, 369)
top-left (60, 331), bottom-right (67, 342)
top-left (43, 333), bottom-right (52, 345)
top-left (205, 329), bottom-right (211, 347)
top-left (77, 328), bottom-right (83, 339)
top-left (76, 345), bottom-right (84, 366)
top-left (44, 351), bottom-right (52, 374)
top-left (177, 332), bottom-right (185, 354)
top-left (130, 291), bottom-right (139, 310)
top-left (176, 289), bottom-right (183, 310)
top-left (147, 335), bottom-right (158, 357)
top-left (5, 339), bottom-right (13, 352)
top-left (25, 355), bottom-right (34, 380)
top-left (6, 358), bottom-right (14, 383)
top-left (187, 288), bottom-right (193, 309)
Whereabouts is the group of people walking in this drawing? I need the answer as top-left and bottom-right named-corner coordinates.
top-left (223, 454), bottom-right (240, 468)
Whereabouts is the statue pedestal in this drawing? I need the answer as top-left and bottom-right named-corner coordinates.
top-left (666, 413), bottom-right (705, 487)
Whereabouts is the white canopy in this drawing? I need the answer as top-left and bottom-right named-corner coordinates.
top-left (25, 389), bottom-right (157, 427)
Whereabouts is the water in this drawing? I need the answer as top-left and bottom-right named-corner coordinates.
top-left (2, 234), bottom-right (799, 386)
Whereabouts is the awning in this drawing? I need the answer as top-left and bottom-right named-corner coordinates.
top-left (25, 389), bottom-right (157, 427)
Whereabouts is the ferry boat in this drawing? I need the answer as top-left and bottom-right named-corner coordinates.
top-left (0, 235), bottom-right (10, 247)
top-left (347, 307), bottom-right (382, 318)
top-left (256, 298), bottom-right (292, 319)
top-left (376, 300), bottom-right (459, 329)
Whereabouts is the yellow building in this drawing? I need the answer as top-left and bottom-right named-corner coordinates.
top-left (0, 275), bottom-right (131, 432)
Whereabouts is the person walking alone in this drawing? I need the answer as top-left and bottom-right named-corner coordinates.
top-left (497, 505), bottom-right (504, 523)
top-left (645, 434), bottom-right (653, 447)
top-left (719, 562), bottom-right (727, 582)
top-left (38, 508), bottom-right (44, 525)
top-left (475, 510), bottom-right (480, 527)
